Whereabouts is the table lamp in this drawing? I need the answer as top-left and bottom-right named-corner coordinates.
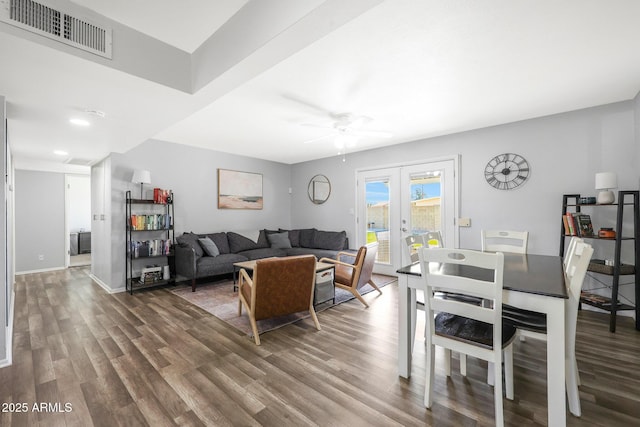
top-left (131, 169), bottom-right (151, 199)
top-left (595, 172), bottom-right (617, 204)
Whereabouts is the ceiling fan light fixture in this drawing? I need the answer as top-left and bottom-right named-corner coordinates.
top-left (335, 133), bottom-right (358, 149)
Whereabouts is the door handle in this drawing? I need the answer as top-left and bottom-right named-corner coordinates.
top-left (401, 227), bottom-right (408, 232)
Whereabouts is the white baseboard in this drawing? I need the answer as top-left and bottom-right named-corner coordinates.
top-left (15, 266), bottom-right (66, 275)
top-left (1, 289), bottom-right (15, 368)
top-left (90, 274), bottom-right (126, 294)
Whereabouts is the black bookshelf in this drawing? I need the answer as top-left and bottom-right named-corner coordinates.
top-left (560, 191), bottom-right (639, 332)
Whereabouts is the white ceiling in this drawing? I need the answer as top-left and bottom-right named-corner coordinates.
top-left (3, 0), bottom-right (640, 172)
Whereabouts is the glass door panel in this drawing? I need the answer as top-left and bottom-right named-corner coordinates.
top-left (365, 178), bottom-right (391, 264)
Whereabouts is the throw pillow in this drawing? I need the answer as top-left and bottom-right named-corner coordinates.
top-left (227, 231), bottom-right (260, 253)
top-left (279, 228), bottom-right (300, 247)
top-left (267, 232), bottom-right (292, 249)
top-left (298, 228), bottom-right (317, 248)
top-left (206, 232), bottom-right (230, 254)
top-left (198, 237), bottom-right (220, 257)
top-left (314, 230), bottom-right (347, 250)
top-left (176, 232), bottom-right (204, 258)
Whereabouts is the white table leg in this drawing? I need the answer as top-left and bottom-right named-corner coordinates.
top-left (397, 274), bottom-right (412, 378)
top-left (546, 297), bottom-right (566, 427)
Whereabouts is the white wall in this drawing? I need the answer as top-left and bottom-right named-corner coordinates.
top-left (94, 140), bottom-right (293, 292)
top-left (67, 174), bottom-right (91, 232)
top-left (90, 158), bottom-right (111, 290)
top-left (14, 170), bottom-right (65, 272)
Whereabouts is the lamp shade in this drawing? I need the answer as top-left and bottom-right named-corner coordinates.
top-left (595, 172), bottom-right (617, 190)
top-left (131, 169), bottom-right (151, 184)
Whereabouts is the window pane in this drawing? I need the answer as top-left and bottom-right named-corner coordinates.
top-left (366, 179), bottom-right (390, 264)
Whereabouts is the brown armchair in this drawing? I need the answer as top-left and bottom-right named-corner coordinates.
top-left (238, 255), bottom-right (321, 345)
top-left (320, 242), bottom-right (381, 308)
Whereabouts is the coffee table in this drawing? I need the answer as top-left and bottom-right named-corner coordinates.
top-left (233, 258), bottom-right (335, 306)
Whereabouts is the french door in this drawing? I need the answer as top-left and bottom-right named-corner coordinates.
top-left (357, 158), bottom-right (457, 275)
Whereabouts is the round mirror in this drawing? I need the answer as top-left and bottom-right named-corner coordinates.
top-left (308, 174), bottom-right (331, 204)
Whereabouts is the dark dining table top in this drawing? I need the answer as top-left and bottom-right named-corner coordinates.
top-left (396, 252), bottom-right (568, 299)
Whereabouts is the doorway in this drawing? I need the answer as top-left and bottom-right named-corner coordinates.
top-left (356, 157), bottom-right (458, 275)
top-left (65, 174), bottom-right (91, 267)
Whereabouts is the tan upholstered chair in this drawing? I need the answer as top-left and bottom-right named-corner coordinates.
top-left (237, 255), bottom-right (320, 345)
top-left (320, 242), bottom-right (381, 308)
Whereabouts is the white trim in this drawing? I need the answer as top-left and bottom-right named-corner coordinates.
top-left (0, 288), bottom-right (14, 368)
top-left (354, 154), bottom-right (461, 249)
top-left (15, 266), bottom-right (66, 275)
top-left (90, 273), bottom-right (125, 294)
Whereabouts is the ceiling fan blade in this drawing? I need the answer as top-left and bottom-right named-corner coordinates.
top-left (301, 122), bottom-right (334, 130)
top-left (302, 133), bottom-right (336, 144)
top-left (350, 129), bottom-right (393, 138)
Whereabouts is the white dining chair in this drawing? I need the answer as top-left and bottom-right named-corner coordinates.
top-left (481, 230), bottom-right (529, 254)
top-left (420, 230), bottom-right (443, 248)
top-left (404, 234), bottom-right (423, 264)
top-left (501, 240), bottom-right (593, 417)
top-left (419, 248), bottom-right (516, 427)
top-left (563, 236), bottom-right (584, 274)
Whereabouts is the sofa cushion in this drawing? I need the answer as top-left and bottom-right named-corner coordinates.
top-left (228, 231), bottom-right (264, 253)
top-left (298, 228), bottom-right (317, 248)
top-left (314, 230), bottom-right (347, 250)
top-left (198, 237), bottom-right (219, 257)
top-left (237, 248), bottom-right (288, 260)
top-left (284, 247), bottom-right (346, 260)
top-left (256, 229), bottom-right (270, 248)
top-left (267, 232), bottom-right (292, 249)
top-left (196, 253), bottom-right (247, 277)
top-left (176, 232), bottom-right (204, 258)
top-left (205, 232), bottom-right (230, 254)
top-left (279, 228), bottom-right (300, 247)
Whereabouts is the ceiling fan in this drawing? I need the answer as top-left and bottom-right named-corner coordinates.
top-left (301, 113), bottom-right (392, 149)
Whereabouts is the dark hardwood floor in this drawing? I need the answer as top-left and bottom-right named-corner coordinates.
top-left (1, 267), bottom-right (639, 426)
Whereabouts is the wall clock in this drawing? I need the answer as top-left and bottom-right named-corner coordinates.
top-left (484, 153), bottom-right (530, 190)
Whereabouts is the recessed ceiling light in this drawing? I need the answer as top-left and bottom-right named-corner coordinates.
top-left (69, 118), bottom-right (90, 126)
top-left (54, 150), bottom-right (68, 156)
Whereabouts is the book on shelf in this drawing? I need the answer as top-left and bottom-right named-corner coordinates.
top-left (562, 212), bottom-right (594, 237)
top-left (574, 213), bottom-right (594, 237)
top-left (581, 291), bottom-right (619, 307)
top-left (153, 188), bottom-right (172, 204)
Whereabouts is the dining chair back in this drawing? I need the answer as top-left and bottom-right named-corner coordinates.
top-left (404, 234), bottom-right (423, 264)
top-left (563, 236), bottom-right (584, 274)
top-left (502, 240), bottom-right (593, 416)
top-left (481, 230), bottom-right (529, 254)
top-left (421, 230), bottom-right (443, 248)
top-left (418, 248), bottom-right (516, 426)
top-left (404, 230), bottom-right (444, 265)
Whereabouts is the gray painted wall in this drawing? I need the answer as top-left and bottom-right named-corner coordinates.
top-left (94, 140), bottom-right (293, 292)
top-left (91, 99), bottom-right (639, 313)
top-left (291, 100), bottom-right (639, 312)
top-left (15, 170), bottom-right (65, 272)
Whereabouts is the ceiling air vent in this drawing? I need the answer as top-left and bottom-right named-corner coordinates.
top-left (0, 0), bottom-right (112, 58)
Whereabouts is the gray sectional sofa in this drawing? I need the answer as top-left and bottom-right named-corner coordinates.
top-left (175, 228), bottom-right (351, 291)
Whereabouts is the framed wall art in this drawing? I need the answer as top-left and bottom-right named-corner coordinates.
top-left (218, 169), bottom-right (263, 209)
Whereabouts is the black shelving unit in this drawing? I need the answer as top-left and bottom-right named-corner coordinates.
top-left (125, 190), bottom-right (175, 294)
top-left (560, 191), bottom-right (639, 332)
